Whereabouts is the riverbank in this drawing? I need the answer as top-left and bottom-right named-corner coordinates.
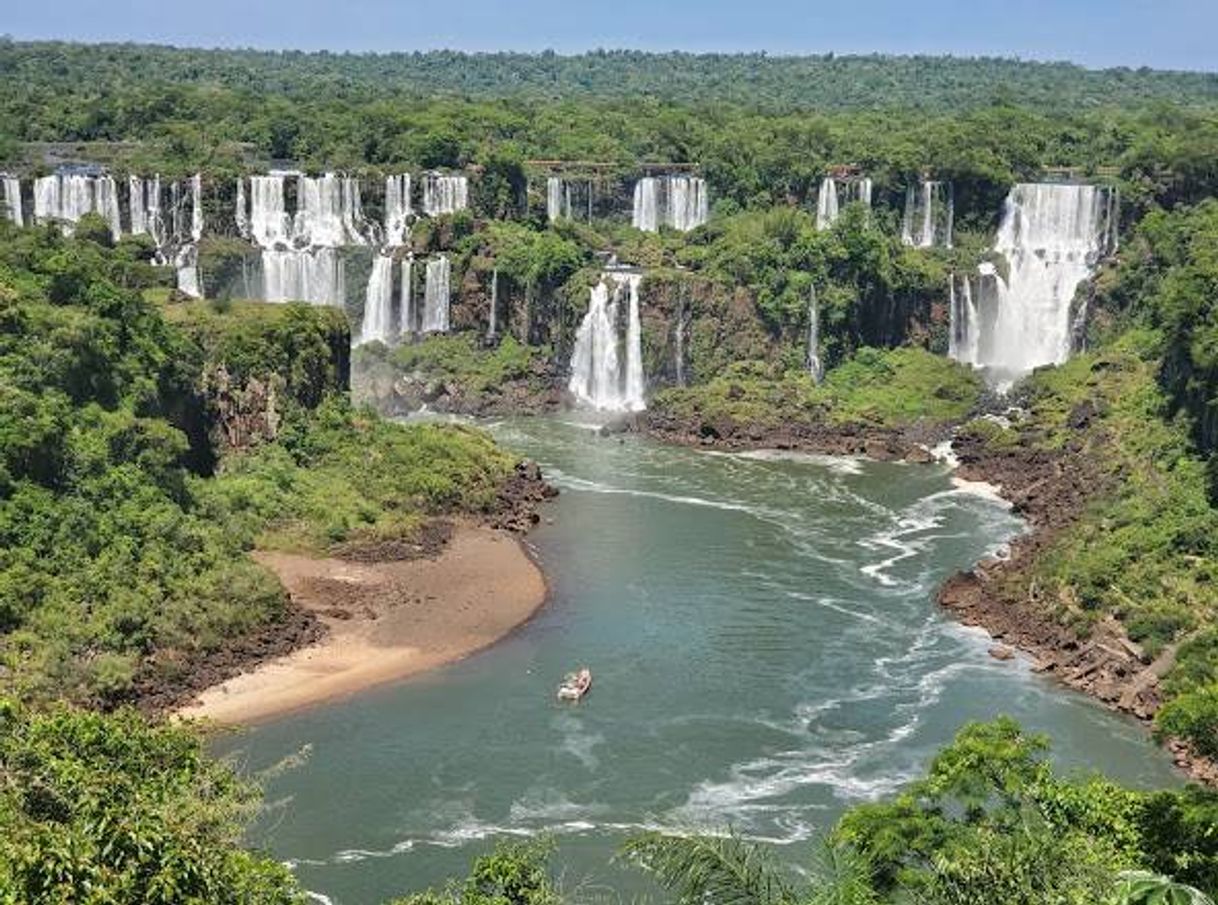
top-left (177, 525), bottom-right (547, 725)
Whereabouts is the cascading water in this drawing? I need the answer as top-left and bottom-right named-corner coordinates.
top-left (902, 181), bottom-right (954, 248)
top-left (546, 177), bottom-right (566, 223)
top-left (0, 176), bottom-right (22, 226)
top-left (359, 255), bottom-right (396, 346)
top-left (261, 248), bottom-right (345, 305)
top-left (235, 177), bottom-right (249, 238)
top-left (947, 274), bottom-right (980, 366)
top-left (126, 173), bottom-right (203, 297)
top-left (422, 174), bottom-right (468, 216)
top-left (189, 174), bottom-right (203, 242)
top-left (293, 174), bottom-right (367, 247)
top-left (807, 283), bottom-right (823, 382)
top-left (632, 178), bottom-right (659, 232)
top-left (400, 256), bottom-right (415, 338)
top-left (129, 175), bottom-right (163, 244)
top-left (34, 173), bottom-right (122, 238)
top-left (245, 173), bottom-right (357, 306)
top-left (816, 178), bottom-right (839, 230)
top-left (568, 272), bottom-right (646, 412)
top-left (632, 176), bottom-right (708, 232)
top-left (950, 183), bottom-right (1117, 382)
top-left (816, 178), bottom-right (872, 229)
top-left (384, 175), bottom-right (412, 246)
top-left (422, 256), bottom-right (451, 333)
top-left (668, 176), bottom-right (709, 232)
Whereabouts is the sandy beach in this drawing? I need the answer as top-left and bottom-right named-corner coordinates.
top-left (177, 525), bottom-right (546, 725)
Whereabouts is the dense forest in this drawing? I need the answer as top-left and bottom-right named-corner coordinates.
top-left (3, 41), bottom-right (1218, 113)
top-left (3, 37), bottom-right (1218, 905)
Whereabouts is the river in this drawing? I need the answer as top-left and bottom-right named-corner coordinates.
top-left (217, 416), bottom-right (1181, 904)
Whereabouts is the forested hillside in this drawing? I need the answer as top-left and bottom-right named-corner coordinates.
top-left (2, 41), bottom-right (1217, 114)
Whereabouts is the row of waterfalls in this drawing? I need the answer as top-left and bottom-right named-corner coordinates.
top-left (2, 167), bottom-right (1126, 410)
top-left (631, 176), bottom-right (710, 233)
top-left (949, 183), bottom-right (1118, 382)
top-left (27, 172), bottom-right (204, 296)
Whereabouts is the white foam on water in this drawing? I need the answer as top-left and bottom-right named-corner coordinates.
top-left (728, 449), bottom-right (866, 476)
top-left (951, 476), bottom-right (1009, 505)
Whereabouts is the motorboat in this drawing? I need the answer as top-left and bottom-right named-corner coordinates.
top-left (557, 667), bottom-right (592, 701)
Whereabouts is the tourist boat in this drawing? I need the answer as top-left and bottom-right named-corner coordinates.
top-left (557, 668), bottom-right (592, 702)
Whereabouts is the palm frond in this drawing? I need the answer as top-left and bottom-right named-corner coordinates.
top-left (619, 831), bottom-right (794, 905)
top-left (806, 840), bottom-right (879, 905)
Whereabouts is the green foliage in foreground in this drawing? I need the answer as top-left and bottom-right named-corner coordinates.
top-left (0, 698), bottom-right (302, 904)
top-left (649, 347), bottom-right (983, 432)
top-left (409, 721), bottom-right (1216, 905)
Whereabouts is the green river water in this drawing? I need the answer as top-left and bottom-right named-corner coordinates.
top-left (217, 416), bottom-right (1181, 904)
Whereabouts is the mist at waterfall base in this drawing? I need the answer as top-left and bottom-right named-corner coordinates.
top-left (217, 418), bottom-right (1180, 905)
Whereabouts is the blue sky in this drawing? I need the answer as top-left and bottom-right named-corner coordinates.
top-left (6, 0), bottom-right (1217, 71)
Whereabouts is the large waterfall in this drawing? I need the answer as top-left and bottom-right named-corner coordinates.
top-left (1, 175), bottom-right (24, 226)
top-left (950, 183), bottom-right (1117, 381)
top-left (384, 174), bottom-right (412, 246)
top-left (34, 173), bottom-right (122, 238)
top-left (422, 173), bottom-right (468, 216)
top-left (816, 177), bottom-right (873, 230)
top-left (632, 176), bottom-right (708, 233)
top-left (359, 255), bottom-right (396, 345)
top-left (568, 272), bottom-right (646, 412)
top-left (902, 181), bottom-right (954, 248)
top-left (422, 256), bottom-right (451, 333)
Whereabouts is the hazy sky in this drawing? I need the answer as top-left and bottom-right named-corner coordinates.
top-left (6, 0), bottom-right (1217, 71)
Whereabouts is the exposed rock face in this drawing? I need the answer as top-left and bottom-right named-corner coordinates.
top-left (203, 365), bottom-right (283, 453)
top-left (486, 460), bottom-right (560, 534)
top-left (641, 411), bottom-right (955, 463)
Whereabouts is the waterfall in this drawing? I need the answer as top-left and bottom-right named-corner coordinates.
top-left (807, 283), bottom-right (823, 382)
top-left (422, 256), bottom-right (451, 333)
top-left (385, 174), bottom-right (412, 246)
top-left (359, 255), bottom-right (395, 345)
top-left (568, 272), bottom-right (646, 412)
top-left (632, 178), bottom-right (659, 232)
top-left (261, 247), bottom-right (345, 306)
top-left (633, 176), bottom-right (708, 232)
top-left (0, 176), bottom-right (22, 226)
top-left (546, 177), bottom-right (564, 222)
top-left (488, 268), bottom-right (499, 339)
top-left (421, 173), bottom-right (468, 216)
top-left (400, 256), bottom-right (415, 338)
top-left (249, 175), bottom-right (291, 247)
top-left (34, 173), bottom-right (122, 238)
top-left (952, 183), bottom-right (1115, 381)
top-left (948, 274), bottom-right (980, 365)
top-left (175, 244), bottom-right (201, 298)
top-left (235, 177), bottom-right (249, 238)
top-left (816, 178), bottom-right (840, 230)
top-left (293, 174), bottom-right (366, 247)
top-left (857, 177), bottom-right (873, 209)
top-left (129, 175), bottom-right (163, 243)
top-left (189, 174), bottom-right (203, 242)
top-left (902, 181), bottom-right (953, 248)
